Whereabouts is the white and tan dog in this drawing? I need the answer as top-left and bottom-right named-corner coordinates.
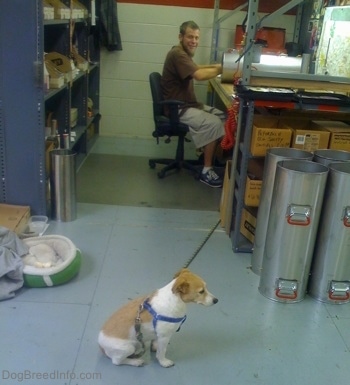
top-left (98, 268), bottom-right (218, 367)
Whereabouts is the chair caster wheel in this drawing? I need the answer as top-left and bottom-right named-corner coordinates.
top-left (149, 160), bottom-right (156, 169)
top-left (158, 170), bottom-right (165, 179)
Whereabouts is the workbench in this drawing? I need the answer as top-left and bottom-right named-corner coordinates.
top-left (210, 75), bottom-right (350, 107)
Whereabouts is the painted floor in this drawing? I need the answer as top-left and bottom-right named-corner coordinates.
top-left (1, 137), bottom-right (349, 385)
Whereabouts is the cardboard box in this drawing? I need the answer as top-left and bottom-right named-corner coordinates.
top-left (251, 116), bottom-right (292, 156)
top-left (220, 160), bottom-right (232, 228)
top-left (46, 0), bottom-right (70, 19)
top-left (292, 128), bottom-right (330, 151)
top-left (0, 204), bottom-right (30, 234)
top-left (240, 208), bottom-right (257, 243)
top-left (283, 119), bottom-right (330, 151)
top-left (44, 60), bottom-right (65, 89)
top-left (312, 120), bottom-right (350, 151)
top-left (45, 140), bottom-right (55, 176)
top-left (244, 159), bottom-right (264, 207)
top-left (45, 52), bottom-right (75, 83)
top-left (43, 0), bottom-right (54, 20)
top-left (72, 0), bottom-right (88, 19)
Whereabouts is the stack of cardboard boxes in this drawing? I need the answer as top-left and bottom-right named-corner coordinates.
top-left (220, 115), bottom-right (350, 243)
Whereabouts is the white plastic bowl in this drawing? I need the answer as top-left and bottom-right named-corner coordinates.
top-left (28, 215), bottom-right (48, 234)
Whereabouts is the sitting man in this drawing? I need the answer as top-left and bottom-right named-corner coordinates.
top-left (161, 20), bottom-right (226, 188)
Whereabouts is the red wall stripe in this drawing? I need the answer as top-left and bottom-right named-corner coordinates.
top-left (118, 0), bottom-right (296, 14)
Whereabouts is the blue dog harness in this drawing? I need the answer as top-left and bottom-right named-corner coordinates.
top-left (143, 299), bottom-right (187, 332)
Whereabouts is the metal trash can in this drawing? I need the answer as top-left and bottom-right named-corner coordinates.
top-left (50, 149), bottom-right (77, 222)
top-left (308, 162), bottom-right (350, 304)
top-left (313, 149), bottom-right (350, 166)
top-left (251, 148), bottom-right (313, 275)
top-left (258, 160), bottom-right (328, 303)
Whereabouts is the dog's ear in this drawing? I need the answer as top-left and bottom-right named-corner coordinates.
top-left (173, 268), bottom-right (190, 279)
top-left (172, 277), bottom-right (190, 295)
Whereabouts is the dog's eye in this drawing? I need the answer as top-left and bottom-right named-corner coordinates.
top-left (198, 289), bottom-right (205, 294)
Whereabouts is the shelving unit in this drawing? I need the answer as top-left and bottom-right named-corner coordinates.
top-left (209, 0), bottom-right (350, 253)
top-left (210, 0), bottom-right (304, 66)
top-left (0, 0), bottom-right (100, 215)
top-left (230, 96), bottom-right (350, 253)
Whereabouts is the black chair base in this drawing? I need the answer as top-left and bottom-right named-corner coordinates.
top-left (149, 131), bottom-right (202, 179)
top-left (149, 158), bottom-right (201, 179)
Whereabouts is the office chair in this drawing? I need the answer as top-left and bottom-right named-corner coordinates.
top-left (148, 72), bottom-right (201, 179)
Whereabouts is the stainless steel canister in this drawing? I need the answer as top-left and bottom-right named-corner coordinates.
top-left (251, 148), bottom-right (313, 275)
top-left (258, 160), bottom-right (328, 303)
top-left (308, 162), bottom-right (350, 303)
top-left (313, 149), bottom-right (350, 166)
top-left (50, 149), bottom-right (77, 222)
top-left (221, 51), bottom-right (241, 83)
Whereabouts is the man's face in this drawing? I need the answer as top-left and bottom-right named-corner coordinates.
top-left (179, 27), bottom-right (200, 57)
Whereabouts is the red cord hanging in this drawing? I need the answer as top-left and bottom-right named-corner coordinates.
top-left (221, 96), bottom-right (239, 151)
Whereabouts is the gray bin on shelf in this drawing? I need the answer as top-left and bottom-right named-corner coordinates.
top-left (50, 149), bottom-right (77, 222)
top-left (308, 162), bottom-right (350, 304)
top-left (251, 148), bottom-right (313, 275)
top-left (258, 160), bottom-right (328, 303)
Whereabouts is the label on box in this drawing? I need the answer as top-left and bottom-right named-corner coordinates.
top-left (243, 218), bottom-right (255, 238)
top-left (295, 133), bottom-right (320, 151)
top-left (295, 135), bottom-right (305, 145)
top-left (251, 126), bottom-right (291, 156)
top-left (332, 134), bottom-right (350, 146)
top-left (245, 179), bottom-right (262, 207)
top-left (255, 130), bottom-right (288, 145)
top-left (240, 208), bottom-right (257, 243)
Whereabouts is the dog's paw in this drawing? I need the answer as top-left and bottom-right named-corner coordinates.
top-left (158, 358), bottom-right (174, 368)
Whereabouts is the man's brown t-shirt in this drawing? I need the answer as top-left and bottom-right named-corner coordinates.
top-left (161, 45), bottom-right (203, 112)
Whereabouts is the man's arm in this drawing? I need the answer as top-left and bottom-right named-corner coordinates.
top-left (193, 63), bottom-right (222, 81)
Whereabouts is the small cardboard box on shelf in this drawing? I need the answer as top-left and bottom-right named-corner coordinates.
top-left (44, 60), bottom-right (65, 89)
top-left (312, 120), bottom-right (350, 151)
top-left (71, 0), bottom-right (88, 19)
top-left (244, 159), bottom-right (264, 207)
top-left (240, 208), bottom-right (257, 244)
top-left (283, 119), bottom-right (330, 151)
top-left (45, 52), bottom-right (77, 83)
top-left (43, 0), bottom-right (54, 20)
top-left (46, 0), bottom-right (70, 19)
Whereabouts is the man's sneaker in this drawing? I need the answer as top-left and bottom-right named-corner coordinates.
top-left (200, 169), bottom-right (223, 188)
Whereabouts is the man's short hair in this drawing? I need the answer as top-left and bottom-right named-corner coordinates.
top-left (179, 21), bottom-right (200, 35)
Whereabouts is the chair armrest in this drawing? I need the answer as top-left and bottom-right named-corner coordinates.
top-left (158, 99), bottom-right (185, 107)
top-left (158, 100), bottom-right (184, 125)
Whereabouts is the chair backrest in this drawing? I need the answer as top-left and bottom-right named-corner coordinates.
top-left (149, 72), bottom-right (164, 119)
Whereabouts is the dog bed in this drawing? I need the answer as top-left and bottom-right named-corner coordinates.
top-left (21, 235), bottom-right (81, 288)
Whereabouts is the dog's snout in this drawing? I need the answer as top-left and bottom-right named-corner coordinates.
top-left (213, 297), bottom-right (218, 304)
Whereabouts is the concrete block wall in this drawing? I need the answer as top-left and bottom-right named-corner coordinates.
top-left (99, 3), bottom-right (296, 138)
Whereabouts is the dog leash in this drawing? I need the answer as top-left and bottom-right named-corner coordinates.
top-left (182, 218), bottom-right (220, 268)
top-left (133, 302), bottom-right (146, 357)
